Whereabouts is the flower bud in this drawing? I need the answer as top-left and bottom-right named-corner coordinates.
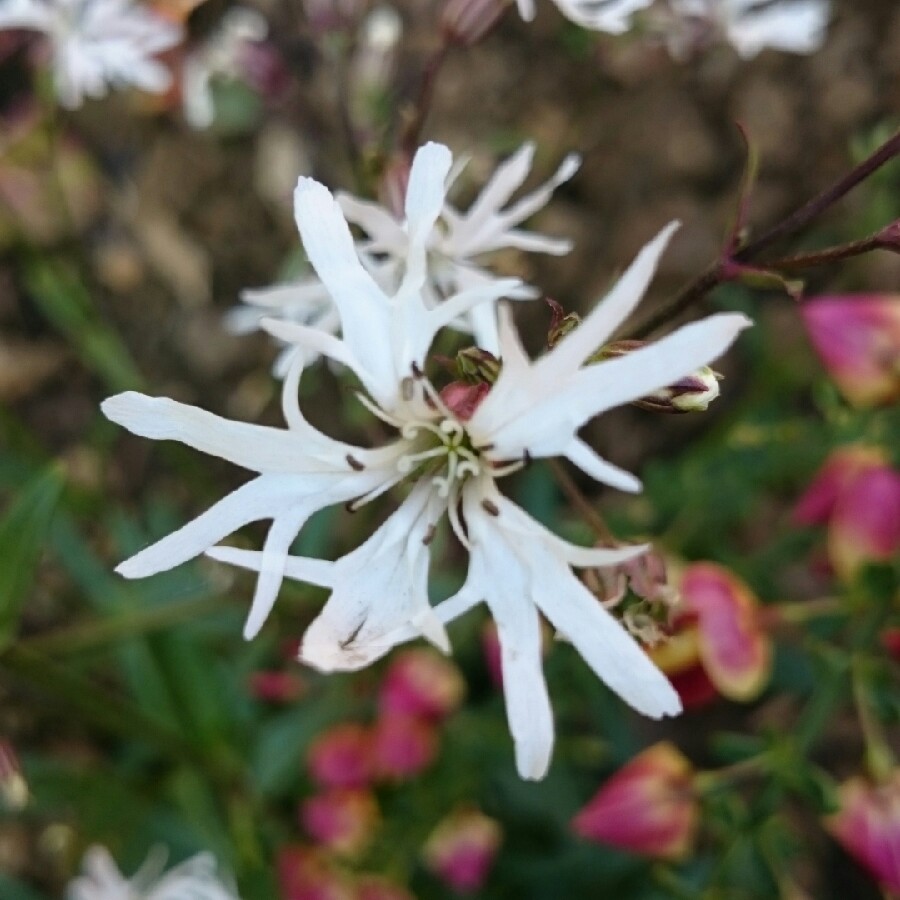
top-left (825, 771), bottom-right (900, 894)
top-left (378, 649), bottom-right (465, 721)
top-left (301, 789), bottom-right (380, 856)
top-left (828, 465), bottom-right (900, 582)
top-left (572, 742), bottom-right (698, 860)
top-left (423, 809), bottom-right (502, 892)
top-left (594, 340), bottom-right (722, 413)
top-left (372, 714), bottom-right (437, 781)
top-left (792, 446), bottom-right (887, 527)
top-left (801, 295), bottom-right (900, 408)
top-left (247, 669), bottom-right (306, 703)
top-left (441, 0), bottom-right (507, 46)
top-left (307, 724), bottom-right (373, 789)
top-left (439, 380), bottom-right (491, 421)
top-left (679, 562), bottom-right (771, 702)
top-left (546, 298), bottom-right (581, 349)
top-left (277, 845), bottom-right (354, 900)
top-left (454, 347), bottom-right (501, 384)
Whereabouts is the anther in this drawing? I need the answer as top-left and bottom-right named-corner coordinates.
top-left (481, 499), bottom-right (500, 516)
top-left (422, 524), bottom-right (437, 546)
top-left (346, 454), bottom-right (364, 471)
top-left (411, 361), bottom-right (424, 378)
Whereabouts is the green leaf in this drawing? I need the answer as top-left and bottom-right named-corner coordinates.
top-left (0, 466), bottom-right (64, 646)
top-left (24, 259), bottom-right (143, 392)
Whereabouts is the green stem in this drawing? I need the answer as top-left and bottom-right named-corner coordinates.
top-left (547, 458), bottom-right (615, 544)
top-left (851, 658), bottom-right (896, 781)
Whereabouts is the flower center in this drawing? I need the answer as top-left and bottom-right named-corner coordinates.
top-left (397, 416), bottom-right (483, 498)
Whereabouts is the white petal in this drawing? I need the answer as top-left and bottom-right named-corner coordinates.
top-left (527, 547), bottom-right (682, 719)
top-left (483, 311), bottom-right (752, 462)
top-left (101, 392), bottom-right (372, 474)
top-left (116, 475), bottom-right (303, 578)
top-left (242, 507), bottom-right (310, 639)
top-left (727, 0), bottom-right (829, 57)
top-left (542, 221), bottom-right (680, 380)
top-left (338, 192), bottom-right (407, 254)
top-left (293, 178), bottom-right (396, 403)
top-left (562, 437), bottom-right (642, 493)
top-left (299, 485), bottom-right (448, 671)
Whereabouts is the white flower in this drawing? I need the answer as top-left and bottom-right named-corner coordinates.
top-left (182, 7), bottom-right (268, 129)
top-left (66, 846), bottom-right (239, 900)
top-left (667, 0), bottom-right (830, 58)
top-left (0, 0), bottom-right (183, 108)
top-left (225, 141), bottom-right (576, 364)
top-left (514, 0), bottom-right (652, 33)
top-left (103, 146), bottom-right (751, 778)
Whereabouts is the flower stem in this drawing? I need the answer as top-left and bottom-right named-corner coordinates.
top-left (851, 658), bottom-right (896, 782)
top-left (547, 458), bottom-right (615, 544)
top-left (736, 128), bottom-right (900, 260)
top-left (399, 37), bottom-right (452, 157)
top-left (629, 128), bottom-right (900, 338)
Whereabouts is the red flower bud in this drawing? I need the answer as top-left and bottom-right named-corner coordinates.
top-left (801, 295), bottom-right (900, 408)
top-left (679, 563), bottom-right (771, 701)
top-left (423, 808), bottom-right (502, 892)
top-left (379, 649), bottom-right (465, 721)
top-left (301, 789), bottom-right (380, 857)
top-left (307, 724), bottom-right (373, 789)
top-left (248, 670), bottom-right (306, 703)
top-left (572, 742), bottom-right (698, 860)
top-left (372, 714), bottom-right (437, 781)
top-left (826, 771), bottom-right (900, 894)
top-left (828, 465), bottom-right (900, 581)
top-left (277, 845), bottom-right (355, 900)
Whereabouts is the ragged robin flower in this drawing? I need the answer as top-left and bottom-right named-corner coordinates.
top-left (103, 141), bottom-right (750, 778)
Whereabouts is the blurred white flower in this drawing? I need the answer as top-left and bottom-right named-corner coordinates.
top-left (103, 144), bottom-right (751, 778)
top-left (514, 0), bottom-right (652, 32)
top-left (66, 846), bottom-right (239, 900)
top-left (226, 140), bottom-right (578, 367)
top-left (182, 7), bottom-right (268, 129)
top-left (666, 0), bottom-right (831, 58)
top-left (0, 0), bottom-right (183, 108)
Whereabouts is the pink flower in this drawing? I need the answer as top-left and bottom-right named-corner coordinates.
top-left (301, 789), bottom-right (380, 856)
top-left (248, 670), bottom-right (306, 703)
top-left (792, 446), bottom-right (887, 526)
top-left (801, 295), bottom-right (900, 408)
top-left (371, 714), bottom-right (437, 781)
top-left (307, 724), bottom-right (373, 789)
top-left (825, 771), bottom-right (900, 893)
top-left (572, 742), bottom-right (698, 860)
top-left (277, 845), bottom-right (354, 900)
top-left (423, 808), bottom-right (502, 893)
top-left (649, 563), bottom-right (771, 705)
top-left (793, 447), bottom-right (900, 581)
top-left (378, 649), bottom-right (465, 721)
top-left (829, 466), bottom-right (900, 581)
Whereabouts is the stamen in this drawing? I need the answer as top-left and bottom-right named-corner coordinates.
top-left (355, 391), bottom-right (403, 428)
top-left (422, 523), bottom-right (437, 546)
top-left (398, 446), bottom-right (448, 473)
top-left (346, 454), bottom-right (365, 471)
top-left (481, 499), bottom-right (500, 516)
top-left (447, 490), bottom-right (472, 551)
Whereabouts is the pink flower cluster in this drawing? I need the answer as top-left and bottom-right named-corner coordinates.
top-left (275, 649), bottom-right (500, 898)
